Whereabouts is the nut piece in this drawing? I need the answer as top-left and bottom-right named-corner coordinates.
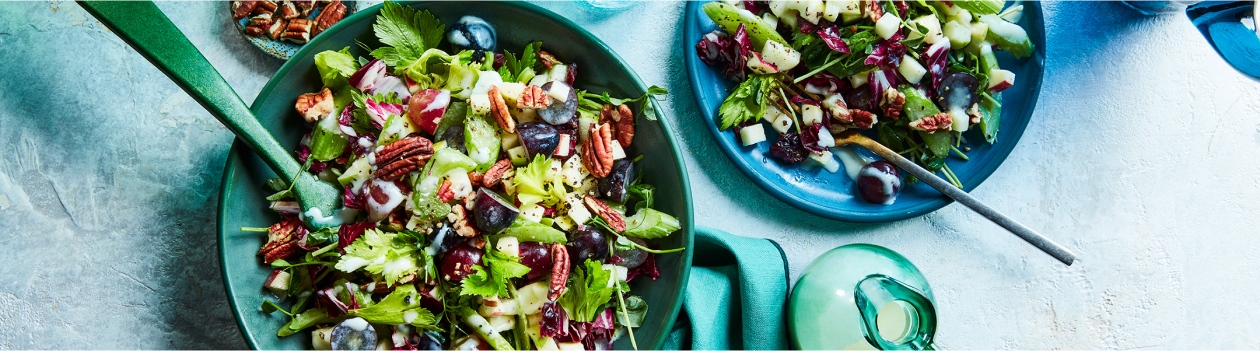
top-left (232, 1), bottom-right (260, 20)
top-left (603, 104), bottom-right (635, 147)
top-left (277, 1), bottom-right (299, 19)
top-left (449, 205), bottom-right (478, 238)
top-left (850, 109), bottom-right (877, 129)
top-left (481, 159), bottom-right (513, 187)
top-left (268, 18), bottom-right (288, 40)
top-left (547, 243), bottom-right (570, 300)
top-left (254, 0), bottom-right (279, 16)
top-left (908, 112), bottom-right (951, 133)
top-left (437, 180), bottom-right (455, 203)
top-left (244, 15), bottom-right (273, 37)
top-left (294, 87), bottom-right (334, 122)
top-left (581, 123), bottom-right (615, 178)
top-left (517, 85), bottom-right (551, 110)
top-left (488, 86), bottom-right (516, 133)
top-left (312, 0), bottom-right (346, 36)
top-left (537, 50), bottom-right (562, 70)
top-left (281, 18), bottom-right (312, 44)
top-left (880, 88), bottom-right (905, 120)
top-left (258, 218), bottom-right (305, 264)
top-left (865, 0), bottom-right (884, 22)
top-left (583, 197), bottom-right (626, 233)
top-left (373, 136), bottom-right (435, 181)
top-left (294, 0), bottom-right (317, 17)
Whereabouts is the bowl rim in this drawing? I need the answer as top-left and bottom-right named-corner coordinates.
top-left (217, 1), bottom-right (695, 349)
top-left (681, 1), bottom-right (1045, 223)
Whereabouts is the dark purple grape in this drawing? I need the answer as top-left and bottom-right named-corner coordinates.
top-left (935, 72), bottom-right (979, 111)
top-left (441, 243), bottom-right (483, 282)
top-left (448, 16), bottom-right (496, 52)
top-left (437, 126), bottom-right (467, 154)
top-left (768, 132), bottom-right (808, 164)
top-left (413, 331), bottom-right (445, 350)
top-left (567, 226), bottom-right (609, 263)
top-left (613, 237), bottom-right (649, 268)
top-left (331, 317), bottom-right (377, 351)
top-left (516, 122), bottom-right (559, 159)
top-left (857, 161), bottom-right (901, 205)
top-left (597, 160), bottom-right (635, 203)
top-left (842, 83), bottom-right (874, 110)
top-left (517, 242), bottom-right (552, 281)
top-left (473, 189), bottom-right (518, 234)
top-left (432, 224), bottom-right (463, 256)
top-left (537, 82), bottom-right (577, 125)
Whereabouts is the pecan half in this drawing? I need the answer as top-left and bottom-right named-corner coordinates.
top-left (581, 123), bottom-right (614, 178)
top-left (864, 0), bottom-right (884, 22)
top-left (278, 1), bottom-right (299, 19)
top-left (908, 112), bottom-right (951, 133)
top-left (517, 85), bottom-right (551, 110)
top-left (258, 218), bottom-right (305, 264)
top-left (312, 0), bottom-right (346, 36)
top-left (295, 87), bottom-right (334, 122)
top-left (880, 87), bottom-right (905, 120)
top-left (268, 18), bottom-right (288, 40)
top-left (548, 243), bottom-right (570, 300)
top-left (281, 18), bottom-right (312, 44)
top-left (244, 15), bottom-right (273, 37)
top-left (603, 104), bottom-right (635, 147)
top-left (254, 0), bottom-right (278, 16)
top-left (449, 205), bottom-right (478, 237)
top-left (488, 86), bottom-right (516, 133)
top-left (373, 136), bottom-right (435, 181)
top-left (851, 109), bottom-right (877, 129)
top-left (537, 50), bottom-right (562, 70)
top-left (437, 180), bottom-right (455, 203)
top-left (584, 197), bottom-right (626, 233)
top-left (467, 171), bottom-right (485, 188)
top-left (294, 0), bottom-right (316, 17)
top-left (232, 0), bottom-right (260, 20)
top-left (481, 159), bottom-right (513, 187)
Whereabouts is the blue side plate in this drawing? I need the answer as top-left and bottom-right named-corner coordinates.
top-left (232, 1), bottom-right (359, 60)
top-left (682, 2), bottom-right (1045, 223)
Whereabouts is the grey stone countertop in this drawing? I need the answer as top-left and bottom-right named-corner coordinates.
top-left (2, 1), bottom-right (1260, 349)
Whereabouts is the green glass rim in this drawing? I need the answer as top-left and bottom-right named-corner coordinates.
top-left (216, 1), bottom-right (695, 349)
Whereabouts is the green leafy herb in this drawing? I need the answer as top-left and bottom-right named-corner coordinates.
top-left (559, 259), bottom-right (617, 322)
top-left (499, 217), bottom-right (568, 244)
top-left (460, 248), bottom-right (531, 298)
top-left (627, 183), bottom-right (655, 212)
top-left (978, 92), bottom-right (1002, 143)
top-left (348, 285), bottom-right (441, 331)
top-left (314, 47), bottom-right (360, 89)
top-left (261, 300), bottom-right (291, 316)
top-left (334, 229), bottom-right (419, 285)
top-left (622, 208), bottom-right (681, 239)
top-left (717, 75), bottom-right (774, 130)
top-left (497, 41), bottom-right (543, 83)
top-left (369, 1), bottom-right (445, 68)
top-left (514, 154), bottom-right (560, 207)
top-left (616, 295), bottom-right (648, 328)
top-left (277, 307), bottom-right (336, 337)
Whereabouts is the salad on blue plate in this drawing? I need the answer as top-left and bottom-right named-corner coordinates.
top-left (244, 2), bottom-right (680, 350)
top-left (695, 0), bottom-right (1031, 205)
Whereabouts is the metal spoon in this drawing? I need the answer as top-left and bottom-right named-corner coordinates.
top-left (835, 131), bottom-right (1077, 266)
top-left (79, 1), bottom-right (343, 226)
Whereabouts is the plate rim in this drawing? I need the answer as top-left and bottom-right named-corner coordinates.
top-left (681, 1), bottom-right (1045, 223)
top-left (219, 2), bottom-right (695, 349)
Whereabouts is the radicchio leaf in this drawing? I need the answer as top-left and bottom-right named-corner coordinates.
top-left (540, 301), bottom-right (570, 338)
top-left (338, 222), bottom-right (375, 253)
top-left (626, 252), bottom-right (661, 281)
top-left (816, 26), bottom-right (851, 54)
top-left (864, 32), bottom-right (907, 69)
top-left (799, 123), bottom-right (828, 153)
top-left (349, 59), bottom-right (388, 93)
top-left (364, 98), bottom-right (403, 129)
top-left (924, 40), bottom-right (952, 93)
top-left (372, 75), bottom-right (411, 104)
top-left (803, 72), bottom-right (847, 96)
top-left (868, 68), bottom-right (900, 107)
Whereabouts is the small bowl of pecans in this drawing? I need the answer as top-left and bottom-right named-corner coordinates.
top-left (231, 0), bottom-right (357, 60)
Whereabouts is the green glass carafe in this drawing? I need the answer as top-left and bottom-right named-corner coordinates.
top-left (789, 244), bottom-right (936, 350)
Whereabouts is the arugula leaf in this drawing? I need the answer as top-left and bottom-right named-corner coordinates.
top-left (616, 295), bottom-right (648, 328)
top-left (372, 1), bottom-right (444, 67)
top-left (499, 216), bottom-right (568, 243)
top-left (627, 183), bottom-right (655, 212)
top-left (460, 248), bottom-right (531, 298)
top-left (314, 47), bottom-right (359, 89)
top-left (261, 300), bottom-right (291, 316)
top-left (717, 75), bottom-right (773, 130)
top-left (348, 285), bottom-right (441, 331)
top-left (334, 229), bottom-right (419, 285)
top-left (622, 208), bottom-right (681, 239)
top-left (559, 259), bottom-right (617, 322)
top-left (978, 92), bottom-right (1002, 143)
top-left (277, 307), bottom-right (336, 337)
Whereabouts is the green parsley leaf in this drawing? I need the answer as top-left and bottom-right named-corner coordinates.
top-left (277, 307), bottom-right (335, 337)
top-left (460, 248), bottom-right (531, 298)
top-left (314, 46), bottom-right (359, 89)
top-left (514, 154), bottom-right (560, 207)
top-left (334, 229), bottom-right (420, 285)
top-left (372, 1), bottom-right (444, 65)
top-left (717, 75), bottom-right (774, 130)
top-left (348, 285), bottom-right (441, 331)
top-left (558, 259), bottom-right (617, 322)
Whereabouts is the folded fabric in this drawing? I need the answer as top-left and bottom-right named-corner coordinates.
top-left (663, 226), bottom-right (790, 350)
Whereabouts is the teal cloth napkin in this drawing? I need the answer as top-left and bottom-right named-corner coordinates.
top-left (663, 226), bottom-right (790, 350)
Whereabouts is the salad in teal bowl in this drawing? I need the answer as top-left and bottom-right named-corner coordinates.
top-left (684, 0), bottom-right (1044, 222)
top-left (220, 2), bottom-right (692, 350)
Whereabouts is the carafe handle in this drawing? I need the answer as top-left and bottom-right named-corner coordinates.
top-left (853, 274), bottom-right (936, 350)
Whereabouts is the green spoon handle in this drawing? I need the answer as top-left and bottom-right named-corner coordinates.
top-left (79, 1), bottom-right (302, 182)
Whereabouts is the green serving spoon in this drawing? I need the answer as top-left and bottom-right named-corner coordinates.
top-left (79, 1), bottom-right (342, 225)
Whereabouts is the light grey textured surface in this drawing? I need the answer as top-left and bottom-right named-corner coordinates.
top-left (2, 1), bottom-right (1259, 349)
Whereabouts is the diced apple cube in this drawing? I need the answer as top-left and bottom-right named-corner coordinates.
top-left (536, 338), bottom-right (559, 351)
top-left (770, 113), bottom-right (794, 134)
top-left (496, 236), bottom-right (520, 257)
top-left (520, 203), bottom-right (545, 223)
top-left (816, 126), bottom-right (836, 148)
top-left (988, 68), bottom-right (1015, 92)
top-left (761, 12), bottom-right (779, 32)
top-left (906, 15), bottom-right (943, 44)
top-left (801, 104), bottom-right (823, 126)
top-left (841, 11), bottom-right (861, 24)
top-left (497, 82), bottom-right (527, 105)
top-left (739, 124), bottom-right (767, 146)
top-left (528, 72), bottom-right (551, 87)
top-left (445, 170), bottom-right (474, 200)
top-left (943, 20), bottom-right (972, 48)
top-left (849, 72), bottom-right (868, 88)
top-left (948, 108), bottom-right (969, 133)
top-left (602, 264), bottom-right (629, 285)
top-left (514, 108), bottom-right (540, 123)
top-left (264, 270), bottom-right (291, 296)
top-left (502, 133), bottom-right (521, 150)
top-left (547, 64), bottom-right (569, 83)
top-left (874, 13), bottom-right (902, 40)
top-left (557, 342), bottom-right (585, 351)
top-left (517, 281), bottom-right (550, 315)
top-left (610, 142), bottom-right (627, 160)
top-left (312, 327), bottom-right (334, 350)
top-left (554, 134), bottom-right (572, 157)
top-left (545, 159), bottom-right (562, 182)
top-left (950, 8), bottom-right (973, 24)
top-left (469, 94), bottom-right (491, 116)
top-left (554, 215), bottom-right (576, 231)
top-left (799, 0), bottom-right (824, 24)
top-left (547, 81), bottom-right (571, 103)
top-left (970, 22), bottom-right (989, 45)
top-left (760, 40), bottom-right (801, 71)
top-left (567, 193), bottom-right (592, 224)
top-left (899, 56), bottom-right (928, 85)
top-left (508, 145), bottom-right (529, 166)
top-left (561, 156), bottom-right (587, 187)
top-left (488, 314), bottom-right (516, 333)
top-left (746, 53), bottom-right (780, 74)
top-left (807, 150), bottom-right (840, 173)
top-left (479, 296), bottom-right (521, 317)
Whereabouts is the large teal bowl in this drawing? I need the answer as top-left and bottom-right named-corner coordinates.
top-left (218, 2), bottom-right (694, 349)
